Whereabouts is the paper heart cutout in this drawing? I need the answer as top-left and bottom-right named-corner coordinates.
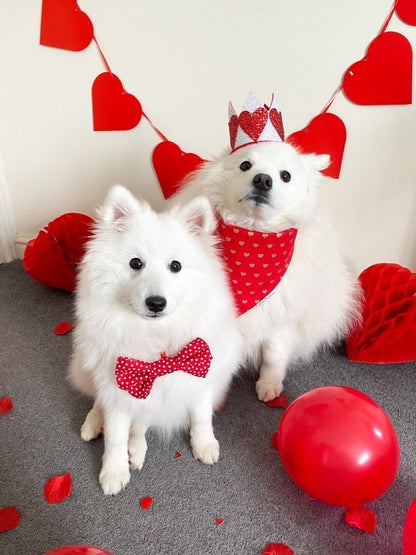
top-left (152, 141), bottom-right (207, 199)
top-left (287, 113), bottom-right (346, 179)
top-left (396, 0), bottom-right (416, 26)
top-left (40, 0), bottom-right (94, 51)
top-left (92, 72), bottom-right (142, 131)
top-left (342, 32), bottom-right (413, 105)
top-left (23, 213), bottom-right (94, 292)
top-left (346, 263), bottom-right (416, 363)
top-left (239, 108), bottom-right (268, 141)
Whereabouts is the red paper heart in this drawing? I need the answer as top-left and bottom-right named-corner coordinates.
top-left (40, 0), bottom-right (94, 51)
top-left (92, 72), bottom-right (142, 131)
top-left (23, 213), bottom-right (94, 292)
top-left (239, 108), bottom-right (268, 141)
top-left (152, 141), bottom-right (207, 199)
top-left (396, 0), bottom-right (416, 26)
top-left (343, 32), bottom-right (413, 105)
top-left (140, 496), bottom-right (153, 510)
top-left (346, 263), bottom-right (416, 363)
top-left (287, 113), bottom-right (346, 179)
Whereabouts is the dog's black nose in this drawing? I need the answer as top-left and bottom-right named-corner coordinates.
top-left (252, 173), bottom-right (273, 192)
top-left (145, 296), bottom-right (167, 313)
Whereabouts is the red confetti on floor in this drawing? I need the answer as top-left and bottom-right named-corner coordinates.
top-left (44, 473), bottom-right (72, 504)
top-left (345, 506), bottom-right (377, 533)
top-left (270, 432), bottom-right (279, 451)
top-left (265, 395), bottom-right (289, 408)
top-left (262, 542), bottom-right (295, 554)
top-left (0, 506), bottom-right (20, 533)
top-left (215, 518), bottom-right (224, 526)
top-left (54, 322), bottom-right (74, 335)
top-left (140, 496), bottom-right (153, 510)
top-left (0, 397), bottom-right (13, 414)
top-left (175, 452), bottom-right (182, 459)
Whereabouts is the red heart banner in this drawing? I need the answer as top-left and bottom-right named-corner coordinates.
top-left (346, 263), bottom-right (416, 363)
top-left (40, 0), bottom-right (94, 51)
top-left (342, 32), bottom-right (413, 105)
top-left (287, 113), bottom-right (346, 179)
top-left (92, 73), bottom-right (142, 131)
top-left (152, 141), bottom-right (207, 199)
top-left (396, 0), bottom-right (416, 26)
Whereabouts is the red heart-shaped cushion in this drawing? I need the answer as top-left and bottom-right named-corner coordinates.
top-left (287, 113), bottom-right (346, 179)
top-left (23, 213), bottom-right (94, 292)
top-left (346, 263), bottom-right (416, 363)
top-left (92, 72), bottom-right (142, 131)
top-left (40, 0), bottom-right (94, 51)
top-left (342, 32), bottom-right (413, 105)
top-left (239, 108), bottom-right (268, 141)
top-left (396, 0), bottom-right (416, 26)
top-left (152, 141), bottom-right (207, 199)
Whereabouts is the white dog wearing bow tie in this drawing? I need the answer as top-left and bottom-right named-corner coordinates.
top-left (173, 93), bottom-right (362, 402)
top-left (69, 185), bottom-right (242, 495)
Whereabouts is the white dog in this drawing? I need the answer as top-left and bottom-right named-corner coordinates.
top-left (174, 139), bottom-right (361, 402)
top-left (68, 185), bottom-right (242, 495)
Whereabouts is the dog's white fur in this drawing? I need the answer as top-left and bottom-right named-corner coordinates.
top-left (173, 141), bottom-right (362, 401)
top-left (68, 185), bottom-right (242, 495)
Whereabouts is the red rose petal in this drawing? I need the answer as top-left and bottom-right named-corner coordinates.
top-left (0, 506), bottom-right (20, 533)
top-left (44, 473), bottom-right (72, 504)
top-left (266, 395), bottom-right (288, 408)
top-left (216, 518), bottom-right (224, 526)
top-left (44, 547), bottom-right (115, 555)
top-left (140, 496), bottom-right (153, 510)
top-left (262, 543), bottom-right (295, 555)
top-left (175, 452), bottom-right (182, 459)
top-left (0, 397), bottom-right (13, 414)
top-left (54, 322), bottom-right (74, 335)
top-left (271, 432), bottom-right (279, 451)
top-left (345, 506), bottom-right (376, 533)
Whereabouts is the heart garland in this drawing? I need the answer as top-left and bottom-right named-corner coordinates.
top-left (287, 113), bottom-right (346, 179)
top-left (343, 32), bottom-right (413, 105)
top-left (152, 141), bottom-right (206, 199)
top-left (396, 0), bottom-right (416, 26)
top-left (346, 263), bottom-right (416, 363)
top-left (40, 0), bottom-right (94, 51)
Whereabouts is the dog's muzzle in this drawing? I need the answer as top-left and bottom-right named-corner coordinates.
top-left (248, 173), bottom-right (273, 205)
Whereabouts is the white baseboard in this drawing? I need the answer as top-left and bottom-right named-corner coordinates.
top-left (15, 232), bottom-right (33, 259)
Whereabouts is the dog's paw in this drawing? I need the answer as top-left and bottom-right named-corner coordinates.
top-left (192, 438), bottom-right (220, 465)
top-left (256, 380), bottom-right (284, 403)
top-left (80, 413), bottom-right (103, 442)
top-left (99, 464), bottom-right (130, 495)
top-left (128, 436), bottom-right (147, 470)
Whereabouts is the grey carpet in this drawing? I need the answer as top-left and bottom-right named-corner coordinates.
top-left (0, 259), bottom-right (415, 555)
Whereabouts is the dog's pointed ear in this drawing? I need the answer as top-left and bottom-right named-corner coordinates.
top-left (304, 153), bottom-right (331, 173)
top-left (98, 185), bottom-right (143, 225)
top-left (178, 196), bottom-right (216, 234)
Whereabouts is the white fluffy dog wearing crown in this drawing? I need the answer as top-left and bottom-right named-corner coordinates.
top-left (173, 93), bottom-right (361, 402)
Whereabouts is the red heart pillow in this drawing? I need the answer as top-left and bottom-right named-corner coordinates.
top-left (152, 141), bottom-right (207, 199)
top-left (346, 263), bottom-right (416, 363)
top-left (287, 113), bottom-right (346, 179)
top-left (23, 213), bottom-right (94, 292)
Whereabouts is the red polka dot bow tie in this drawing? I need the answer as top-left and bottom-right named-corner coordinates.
top-left (115, 337), bottom-right (212, 399)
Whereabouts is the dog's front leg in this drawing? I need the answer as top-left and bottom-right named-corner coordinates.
top-left (99, 410), bottom-right (131, 495)
top-left (189, 394), bottom-right (219, 465)
top-left (256, 331), bottom-right (294, 402)
top-left (128, 423), bottom-right (148, 470)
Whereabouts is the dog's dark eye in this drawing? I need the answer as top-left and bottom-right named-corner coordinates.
top-left (170, 260), bottom-right (182, 273)
top-left (239, 161), bottom-right (252, 172)
top-left (280, 170), bottom-right (291, 183)
top-left (129, 257), bottom-right (143, 270)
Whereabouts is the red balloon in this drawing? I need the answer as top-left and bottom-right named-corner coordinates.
top-left (403, 498), bottom-right (416, 555)
top-left (277, 386), bottom-right (400, 507)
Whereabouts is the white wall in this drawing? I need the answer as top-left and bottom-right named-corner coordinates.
top-left (1, 0), bottom-right (415, 273)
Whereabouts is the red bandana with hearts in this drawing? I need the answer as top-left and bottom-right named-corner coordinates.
top-left (115, 337), bottom-right (212, 399)
top-left (216, 219), bottom-right (297, 316)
